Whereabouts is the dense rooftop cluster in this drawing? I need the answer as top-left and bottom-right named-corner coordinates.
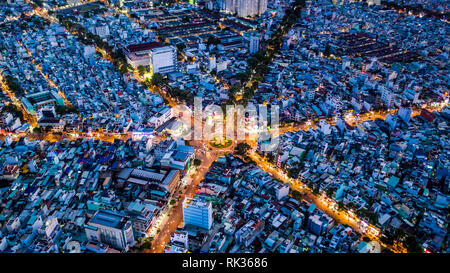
top-left (384, 0), bottom-right (449, 14)
top-left (59, 2), bottom-right (154, 51)
top-left (1, 14), bottom-right (169, 134)
top-left (0, 0), bottom-right (448, 254)
top-left (259, 106), bottom-right (450, 252)
top-left (250, 0), bottom-right (448, 125)
top-left (165, 155), bottom-right (367, 253)
top-left (0, 31), bottom-right (57, 101)
top-left (0, 1), bottom-right (33, 23)
top-left (0, 135), bottom-right (193, 252)
top-left (121, 0), bottom-right (291, 106)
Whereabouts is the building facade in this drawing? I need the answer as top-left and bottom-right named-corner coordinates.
top-left (85, 209), bottom-right (135, 251)
top-left (249, 35), bottom-right (260, 54)
top-left (149, 46), bottom-right (177, 74)
top-left (183, 197), bottom-right (213, 230)
top-left (124, 42), bottom-right (177, 73)
top-left (226, 0), bottom-right (267, 17)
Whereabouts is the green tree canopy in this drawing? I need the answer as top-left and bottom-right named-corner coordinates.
top-left (193, 158), bottom-right (202, 167)
top-left (234, 142), bottom-right (251, 156)
top-left (151, 72), bottom-right (164, 87)
top-left (137, 65), bottom-right (147, 77)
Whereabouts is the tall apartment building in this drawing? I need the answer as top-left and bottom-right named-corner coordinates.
top-left (183, 197), bottom-right (213, 230)
top-left (398, 107), bottom-right (412, 124)
top-left (257, 0), bottom-right (268, 16)
top-left (380, 87), bottom-right (393, 108)
top-left (249, 35), bottom-right (260, 54)
top-left (149, 46), bottom-right (177, 74)
top-left (209, 56), bottom-right (217, 71)
top-left (226, 0), bottom-right (267, 17)
top-left (225, 0), bottom-right (237, 13)
top-left (85, 209), bottom-right (135, 251)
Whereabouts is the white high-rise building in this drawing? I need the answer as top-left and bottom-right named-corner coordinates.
top-left (183, 197), bottom-right (213, 230)
top-left (249, 35), bottom-right (260, 54)
top-left (237, 0), bottom-right (254, 17)
top-left (225, 0), bottom-right (237, 13)
top-left (367, 0), bottom-right (381, 6)
top-left (149, 46), bottom-right (177, 74)
top-left (209, 56), bottom-right (217, 71)
top-left (380, 87), bottom-right (393, 108)
top-left (217, 0), bottom-right (226, 10)
top-left (258, 0), bottom-right (267, 15)
top-left (226, 0), bottom-right (267, 17)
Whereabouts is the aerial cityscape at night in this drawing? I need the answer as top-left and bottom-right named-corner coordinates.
top-left (0, 0), bottom-right (448, 256)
